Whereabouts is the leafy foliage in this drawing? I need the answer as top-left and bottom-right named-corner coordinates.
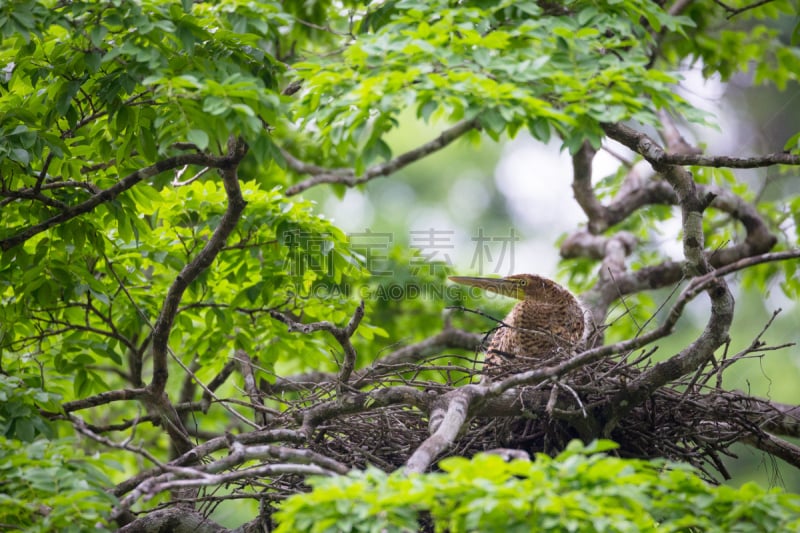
top-left (293, 0), bottom-right (703, 157)
top-left (0, 0), bottom-right (799, 530)
top-left (275, 440), bottom-right (800, 533)
top-left (0, 374), bottom-right (59, 440)
top-left (0, 437), bottom-right (116, 533)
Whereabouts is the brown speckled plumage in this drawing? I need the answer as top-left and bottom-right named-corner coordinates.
top-left (450, 274), bottom-right (587, 379)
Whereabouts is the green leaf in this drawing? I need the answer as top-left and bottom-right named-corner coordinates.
top-left (9, 148), bottom-right (29, 165)
top-left (187, 129), bottom-right (210, 150)
top-left (785, 131), bottom-right (800, 152)
top-left (55, 80), bottom-right (82, 116)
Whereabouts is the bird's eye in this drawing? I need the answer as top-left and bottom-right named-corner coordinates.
top-left (518, 278), bottom-right (527, 286)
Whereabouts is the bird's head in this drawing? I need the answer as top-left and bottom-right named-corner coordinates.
top-left (449, 273), bottom-right (561, 302)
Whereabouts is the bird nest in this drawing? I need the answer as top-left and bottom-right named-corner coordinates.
top-left (266, 348), bottom-right (773, 485)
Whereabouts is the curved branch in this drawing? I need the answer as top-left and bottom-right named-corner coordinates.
top-left (118, 508), bottom-right (226, 533)
top-left (235, 350), bottom-right (270, 427)
top-left (707, 392), bottom-right (800, 439)
top-left (596, 181), bottom-right (775, 254)
top-left (142, 137), bottom-right (248, 457)
top-left (269, 301), bottom-right (364, 385)
top-left (571, 141), bottom-right (605, 221)
top-left (149, 137), bottom-right (248, 395)
top-left (405, 386), bottom-right (478, 473)
top-left (570, 121), bottom-right (779, 333)
top-left (116, 464), bottom-right (334, 519)
top-left (285, 118), bottom-right (479, 195)
top-left (598, 122), bottom-right (735, 429)
top-left (112, 428), bottom-right (305, 498)
top-left (183, 440), bottom-right (348, 477)
top-left (740, 431), bottom-right (800, 471)
top-left (602, 122), bottom-right (800, 169)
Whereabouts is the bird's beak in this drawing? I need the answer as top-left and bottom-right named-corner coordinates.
top-left (448, 276), bottom-right (523, 300)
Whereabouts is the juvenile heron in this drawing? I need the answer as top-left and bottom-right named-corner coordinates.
top-left (450, 274), bottom-right (588, 379)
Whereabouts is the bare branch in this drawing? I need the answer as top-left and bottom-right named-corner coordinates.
top-left (603, 122), bottom-right (800, 169)
top-left (738, 431), bottom-right (800, 470)
top-left (405, 387), bottom-right (477, 473)
top-left (117, 508), bottom-right (226, 533)
top-left (235, 349), bottom-right (270, 426)
top-left (167, 349), bottom-right (259, 430)
top-left (59, 388), bottom-right (147, 413)
top-left (112, 428), bottom-right (306, 498)
top-left (70, 415), bottom-right (163, 466)
top-left (141, 136), bottom-right (249, 456)
top-left (285, 118), bottom-right (479, 195)
top-left (569, 121), bottom-right (780, 337)
top-left (210, 440), bottom-right (349, 475)
top-left (571, 141), bottom-right (605, 221)
top-left (116, 464), bottom-right (333, 518)
top-left (0, 189), bottom-right (68, 209)
top-left (338, 301), bottom-right (365, 384)
top-left (269, 301), bottom-right (365, 385)
top-left (149, 136), bottom-right (248, 396)
top-left (598, 121), bottom-right (736, 428)
top-left (202, 360), bottom-right (237, 410)
top-left (713, 0), bottom-right (777, 19)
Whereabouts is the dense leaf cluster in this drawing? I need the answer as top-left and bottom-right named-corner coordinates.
top-left (0, 436), bottom-right (115, 532)
top-left (276, 441), bottom-right (800, 532)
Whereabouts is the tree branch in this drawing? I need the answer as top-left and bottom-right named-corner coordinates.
top-left (112, 428), bottom-right (306, 498)
top-left (571, 141), bottom-right (605, 222)
top-left (569, 121), bottom-right (779, 336)
top-left (603, 122), bottom-right (800, 169)
top-left (149, 136), bottom-right (248, 396)
top-left (116, 464), bottom-right (334, 519)
top-left (405, 386), bottom-right (478, 473)
top-left (285, 118), bottom-right (479, 195)
top-left (0, 152), bottom-right (221, 252)
top-left (261, 324), bottom-right (482, 393)
top-left (117, 508), bottom-right (226, 533)
top-left (269, 301), bottom-right (365, 385)
top-left (234, 350), bottom-right (270, 427)
top-left (713, 0), bottom-right (778, 19)
top-left (60, 388), bottom-right (147, 413)
top-left (739, 431), bottom-right (800, 470)
top-left (598, 122), bottom-right (736, 430)
top-left (142, 136), bottom-right (248, 458)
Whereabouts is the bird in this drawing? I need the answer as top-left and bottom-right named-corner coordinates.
top-left (449, 274), bottom-right (588, 380)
